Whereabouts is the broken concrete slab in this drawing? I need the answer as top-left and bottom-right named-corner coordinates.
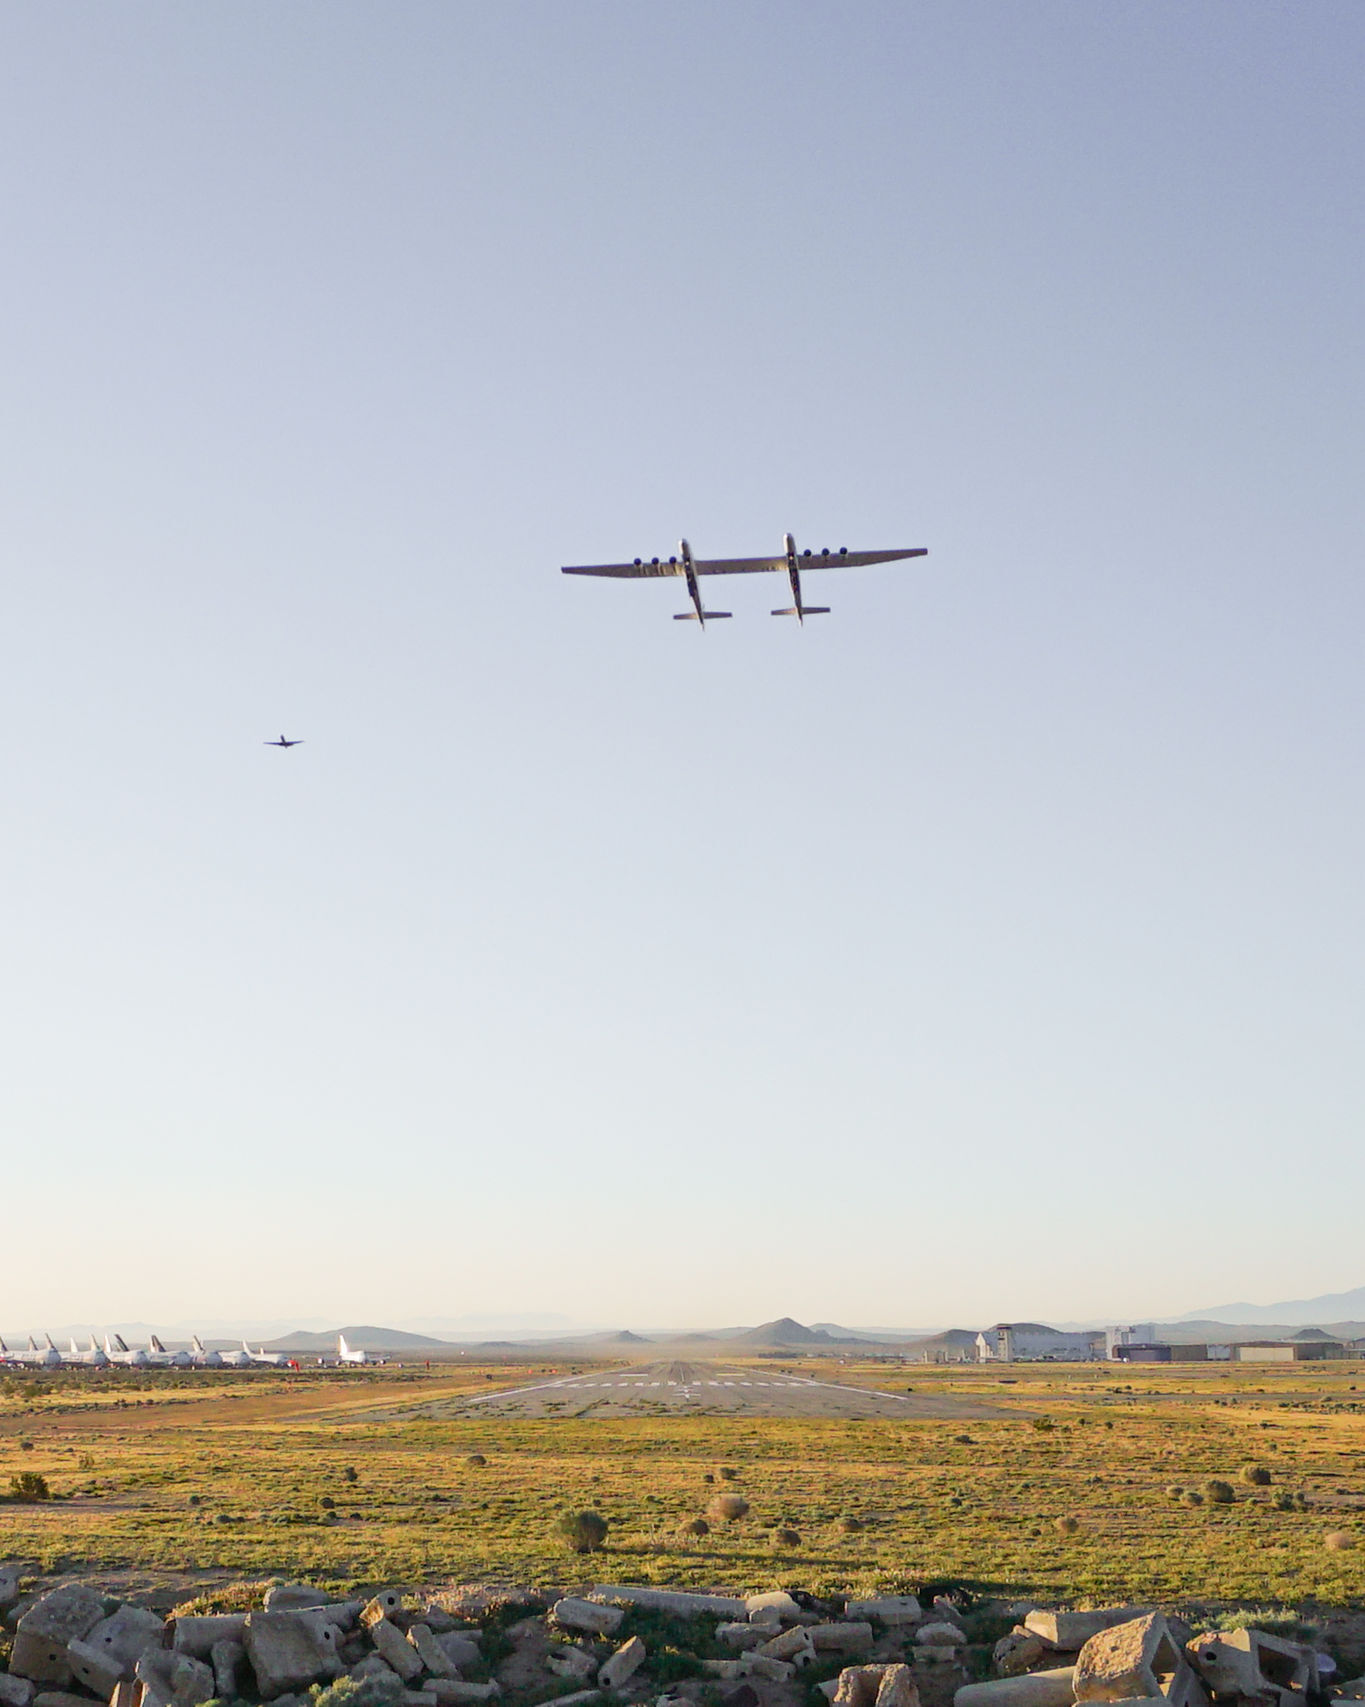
top-left (1026, 1612), bottom-right (1148, 1655)
top-left (552, 1600), bottom-right (625, 1638)
top-left (407, 1626), bottom-right (458, 1678)
top-left (1185, 1630), bottom-right (1312, 1701)
top-left (243, 1612), bottom-right (344, 1699)
top-left (424, 1684), bottom-right (501, 1704)
top-left (73, 1604), bottom-right (166, 1687)
top-left (718, 1624), bottom-right (767, 1651)
top-left (9, 1634), bottom-right (77, 1688)
top-left (351, 1657), bottom-right (398, 1682)
top-left (211, 1640), bottom-right (244, 1700)
top-left (547, 1646), bottom-right (597, 1681)
top-left (592, 1585), bottom-right (747, 1619)
top-left (16, 1588), bottom-right (105, 1649)
top-left (265, 1588), bottom-right (333, 1613)
top-left (1075, 1615), bottom-right (1191, 1703)
top-left (292, 1604), bottom-right (363, 1637)
top-left (370, 1620), bottom-right (425, 1682)
top-left (846, 1599), bottom-right (923, 1627)
top-left (136, 1649), bottom-right (217, 1707)
top-left (172, 1616), bottom-right (249, 1659)
top-left (833, 1665), bottom-right (918, 1707)
top-left (33, 1691), bottom-right (98, 1707)
top-left (362, 1594), bottom-right (405, 1629)
top-left (811, 1624), bottom-right (875, 1654)
top-left (955, 1670), bottom-right (1078, 1707)
top-left (537, 1694), bottom-right (595, 1707)
top-left (0, 1677), bottom-right (35, 1707)
top-left (993, 1633), bottom-right (1048, 1678)
top-left (702, 1662), bottom-right (743, 1681)
top-left (67, 1639), bottom-right (129, 1699)
top-left (11, 1587), bottom-right (105, 1685)
top-left (599, 1637), bottom-right (647, 1690)
top-left (746, 1592), bottom-right (806, 1626)
top-left (738, 1654), bottom-right (796, 1682)
top-left (758, 1627), bottom-right (816, 1665)
top-left (0, 1566), bottom-right (24, 1614)
top-left (435, 1635), bottom-right (481, 1671)
top-left (914, 1618), bottom-right (962, 1645)
top-left (875, 1667), bottom-right (920, 1707)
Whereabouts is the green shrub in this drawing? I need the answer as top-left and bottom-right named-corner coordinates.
top-left (1031, 1417), bottom-right (1055, 1433)
top-left (1184, 1490), bottom-right (1205, 1507)
top-left (1204, 1480), bottom-right (1235, 1505)
top-left (311, 1674), bottom-right (406, 1707)
top-left (681, 1517), bottom-right (709, 1538)
top-left (717, 1467), bottom-right (739, 1480)
top-left (773, 1528), bottom-right (801, 1548)
top-left (1241, 1465), bottom-right (1272, 1486)
top-left (838, 1515), bottom-right (863, 1533)
top-left (556, 1509), bottom-right (609, 1553)
top-left (709, 1494), bottom-right (749, 1522)
top-left (8, 1472), bottom-right (50, 1502)
top-left (1274, 1491), bottom-right (1296, 1512)
top-left (466, 1454), bottom-right (488, 1468)
top-left (1325, 1531), bottom-right (1356, 1551)
top-left (1166, 1485), bottom-right (1185, 1499)
top-left (1055, 1515), bottom-right (1080, 1536)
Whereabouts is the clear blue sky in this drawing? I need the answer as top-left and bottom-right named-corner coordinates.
top-left (2, 3), bottom-right (1362, 1334)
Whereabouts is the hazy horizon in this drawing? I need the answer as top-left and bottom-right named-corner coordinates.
top-left (4, 4), bottom-right (1362, 1328)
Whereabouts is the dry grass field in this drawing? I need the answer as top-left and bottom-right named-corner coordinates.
top-left (3, 1357), bottom-right (1365, 1612)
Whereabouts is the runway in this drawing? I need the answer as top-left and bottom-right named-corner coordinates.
top-left (415, 1359), bottom-right (1011, 1420)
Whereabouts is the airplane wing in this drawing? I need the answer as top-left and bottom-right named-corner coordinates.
top-left (561, 559), bottom-right (681, 578)
top-left (562, 548), bottom-right (927, 578)
top-left (692, 547), bottom-right (927, 574)
top-left (770, 547), bottom-right (928, 572)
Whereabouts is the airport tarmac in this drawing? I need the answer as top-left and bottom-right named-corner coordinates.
top-left (417, 1359), bottom-right (1012, 1420)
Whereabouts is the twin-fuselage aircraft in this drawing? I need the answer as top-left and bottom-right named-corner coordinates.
top-left (562, 532), bottom-right (927, 627)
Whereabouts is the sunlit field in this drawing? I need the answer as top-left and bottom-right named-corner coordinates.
top-left (3, 1358), bottom-right (1364, 1609)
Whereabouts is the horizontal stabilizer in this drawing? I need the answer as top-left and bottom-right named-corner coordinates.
top-left (672, 611), bottom-right (732, 620)
top-left (771, 607), bottom-right (830, 616)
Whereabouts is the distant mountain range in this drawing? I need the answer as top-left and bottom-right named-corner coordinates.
top-left (1174, 1285), bottom-right (1365, 1326)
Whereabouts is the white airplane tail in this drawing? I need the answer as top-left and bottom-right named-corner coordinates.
top-left (150, 1335), bottom-right (167, 1353)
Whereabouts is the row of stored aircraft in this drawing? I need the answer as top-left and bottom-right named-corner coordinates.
top-left (0, 1333), bottom-right (379, 1369)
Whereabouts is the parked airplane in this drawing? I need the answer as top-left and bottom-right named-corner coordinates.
top-left (242, 1341), bottom-right (291, 1368)
top-left (147, 1334), bottom-right (194, 1368)
top-left (264, 735), bottom-right (304, 748)
top-left (337, 1334), bottom-right (384, 1366)
top-left (191, 1335), bottom-right (225, 1368)
top-left (561, 533), bottom-right (928, 626)
top-left (104, 1334), bottom-right (151, 1368)
top-left (16, 1335), bottom-right (64, 1369)
top-left (67, 1337), bottom-right (110, 1368)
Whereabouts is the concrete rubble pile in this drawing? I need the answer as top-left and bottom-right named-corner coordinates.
top-left (0, 1570), bottom-right (1351, 1707)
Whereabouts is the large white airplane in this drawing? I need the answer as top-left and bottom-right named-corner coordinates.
top-left (562, 533), bottom-right (928, 627)
top-left (191, 1335), bottom-right (225, 1368)
top-left (67, 1337), bottom-right (110, 1368)
top-left (241, 1341), bottom-right (291, 1368)
top-left (146, 1335), bottom-right (194, 1368)
top-left (104, 1334), bottom-right (151, 1368)
top-left (13, 1335), bottom-right (63, 1369)
top-left (337, 1334), bottom-right (384, 1366)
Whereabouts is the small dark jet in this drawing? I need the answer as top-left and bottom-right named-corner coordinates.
top-left (264, 735), bottom-right (304, 747)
